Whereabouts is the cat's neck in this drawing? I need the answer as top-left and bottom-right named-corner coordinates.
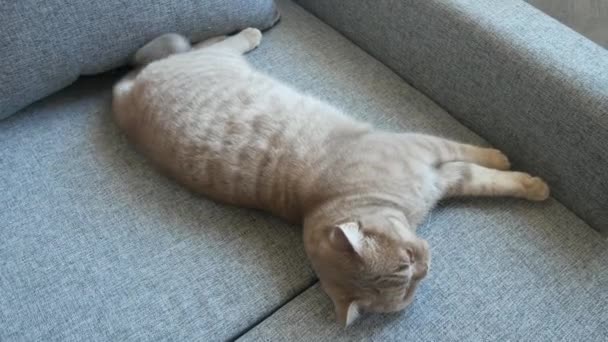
top-left (302, 193), bottom-right (413, 247)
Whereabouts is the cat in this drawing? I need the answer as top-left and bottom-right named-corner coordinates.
top-left (112, 28), bottom-right (550, 326)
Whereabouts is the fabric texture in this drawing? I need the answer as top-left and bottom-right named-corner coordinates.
top-left (295, 0), bottom-right (608, 235)
top-left (526, 0), bottom-right (608, 49)
top-left (0, 0), bottom-right (280, 120)
top-left (2, 0), bottom-right (607, 340)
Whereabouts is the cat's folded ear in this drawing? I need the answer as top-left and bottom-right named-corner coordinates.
top-left (330, 222), bottom-right (363, 255)
top-left (333, 297), bottom-right (360, 327)
top-left (408, 238), bottom-right (430, 280)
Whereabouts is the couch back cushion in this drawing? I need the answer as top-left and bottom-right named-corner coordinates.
top-left (0, 0), bottom-right (279, 120)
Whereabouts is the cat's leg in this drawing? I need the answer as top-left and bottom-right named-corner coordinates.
top-left (112, 69), bottom-right (141, 132)
top-left (113, 69), bottom-right (139, 101)
top-left (202, 28), bottom-right (262, 54)
top-left (192, 35), bottom-right (227, 50)
top-left (132, 33), bottom-right (191, 66)
top-left (405, 134), bottom-right (511, 170)
top-left (437, 161), bottom-right (549, 201)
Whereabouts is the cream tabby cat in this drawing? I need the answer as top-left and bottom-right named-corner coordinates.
top-left (113, 28), bottom-right (550, 326)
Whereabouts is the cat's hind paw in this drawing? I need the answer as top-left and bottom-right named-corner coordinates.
top-left (240, 27), bottom-right (263, 50)
top-left (521, 175), bottom-right (550, 201)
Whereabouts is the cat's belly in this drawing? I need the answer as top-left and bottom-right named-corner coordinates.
top-left (407, 166), bottom-right (443, 227)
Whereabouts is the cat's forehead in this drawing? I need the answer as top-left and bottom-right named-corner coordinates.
top-left (359, 214), bottom-right (413, 241)
top-left (365, 229), bottom-right (410, 253)
top-left (361, 239), bottom-right (410, 273)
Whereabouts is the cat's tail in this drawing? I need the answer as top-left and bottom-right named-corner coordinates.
top-left (131, 33), bottom-right (192, 67)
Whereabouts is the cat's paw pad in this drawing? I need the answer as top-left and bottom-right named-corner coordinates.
top-left (241, 27), bottom-right (262, 49)
top-left (521, 175), bottom-right (550, 201)
top-left (485, 149), bottom-right (511, 170)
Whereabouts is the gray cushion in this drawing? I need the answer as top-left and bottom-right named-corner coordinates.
top-left (526, 0), bottom-right (608, 49)
top-left (0, 0), bottom-right (279, 120)
top-left (296, 0), bottom-right (608, 235)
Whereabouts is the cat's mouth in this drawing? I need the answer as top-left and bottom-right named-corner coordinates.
top-left (401, 281), bottom-right (419, 308)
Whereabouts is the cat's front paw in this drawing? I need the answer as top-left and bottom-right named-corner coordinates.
top-left (485, 148), bottom-right (511, 170)
top-left (521, 175), bottom-right (550, 201)
top-left (240, 27), bottom-right (262, 49)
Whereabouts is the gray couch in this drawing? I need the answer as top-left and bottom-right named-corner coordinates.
top-left (1, 0), bottom-right (607, 340)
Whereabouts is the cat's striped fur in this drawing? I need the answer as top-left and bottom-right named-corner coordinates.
top-left (112, 28), bottom-right (550, 326)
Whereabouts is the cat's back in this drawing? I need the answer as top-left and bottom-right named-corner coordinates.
top-left (128, 48), bottom-right (332, 144)
top-left (113, 48), bottom-right (369, 219)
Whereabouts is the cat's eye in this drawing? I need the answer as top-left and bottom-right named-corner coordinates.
top-left (396, 263), bottom-right (410, 272)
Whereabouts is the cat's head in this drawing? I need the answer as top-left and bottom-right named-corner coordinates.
top-left (306, 216), bottom-right (430, 326)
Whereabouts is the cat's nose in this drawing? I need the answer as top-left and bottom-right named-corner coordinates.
top-left (413, 263), bottom-right (428, 280)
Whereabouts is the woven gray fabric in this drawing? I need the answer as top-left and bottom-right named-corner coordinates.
top-left (295, 0), bottom-right (608, 235)
top-left (0, 0), bottom-right (279, 120)
top-left (526, 0), bottom-right (608, 48)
